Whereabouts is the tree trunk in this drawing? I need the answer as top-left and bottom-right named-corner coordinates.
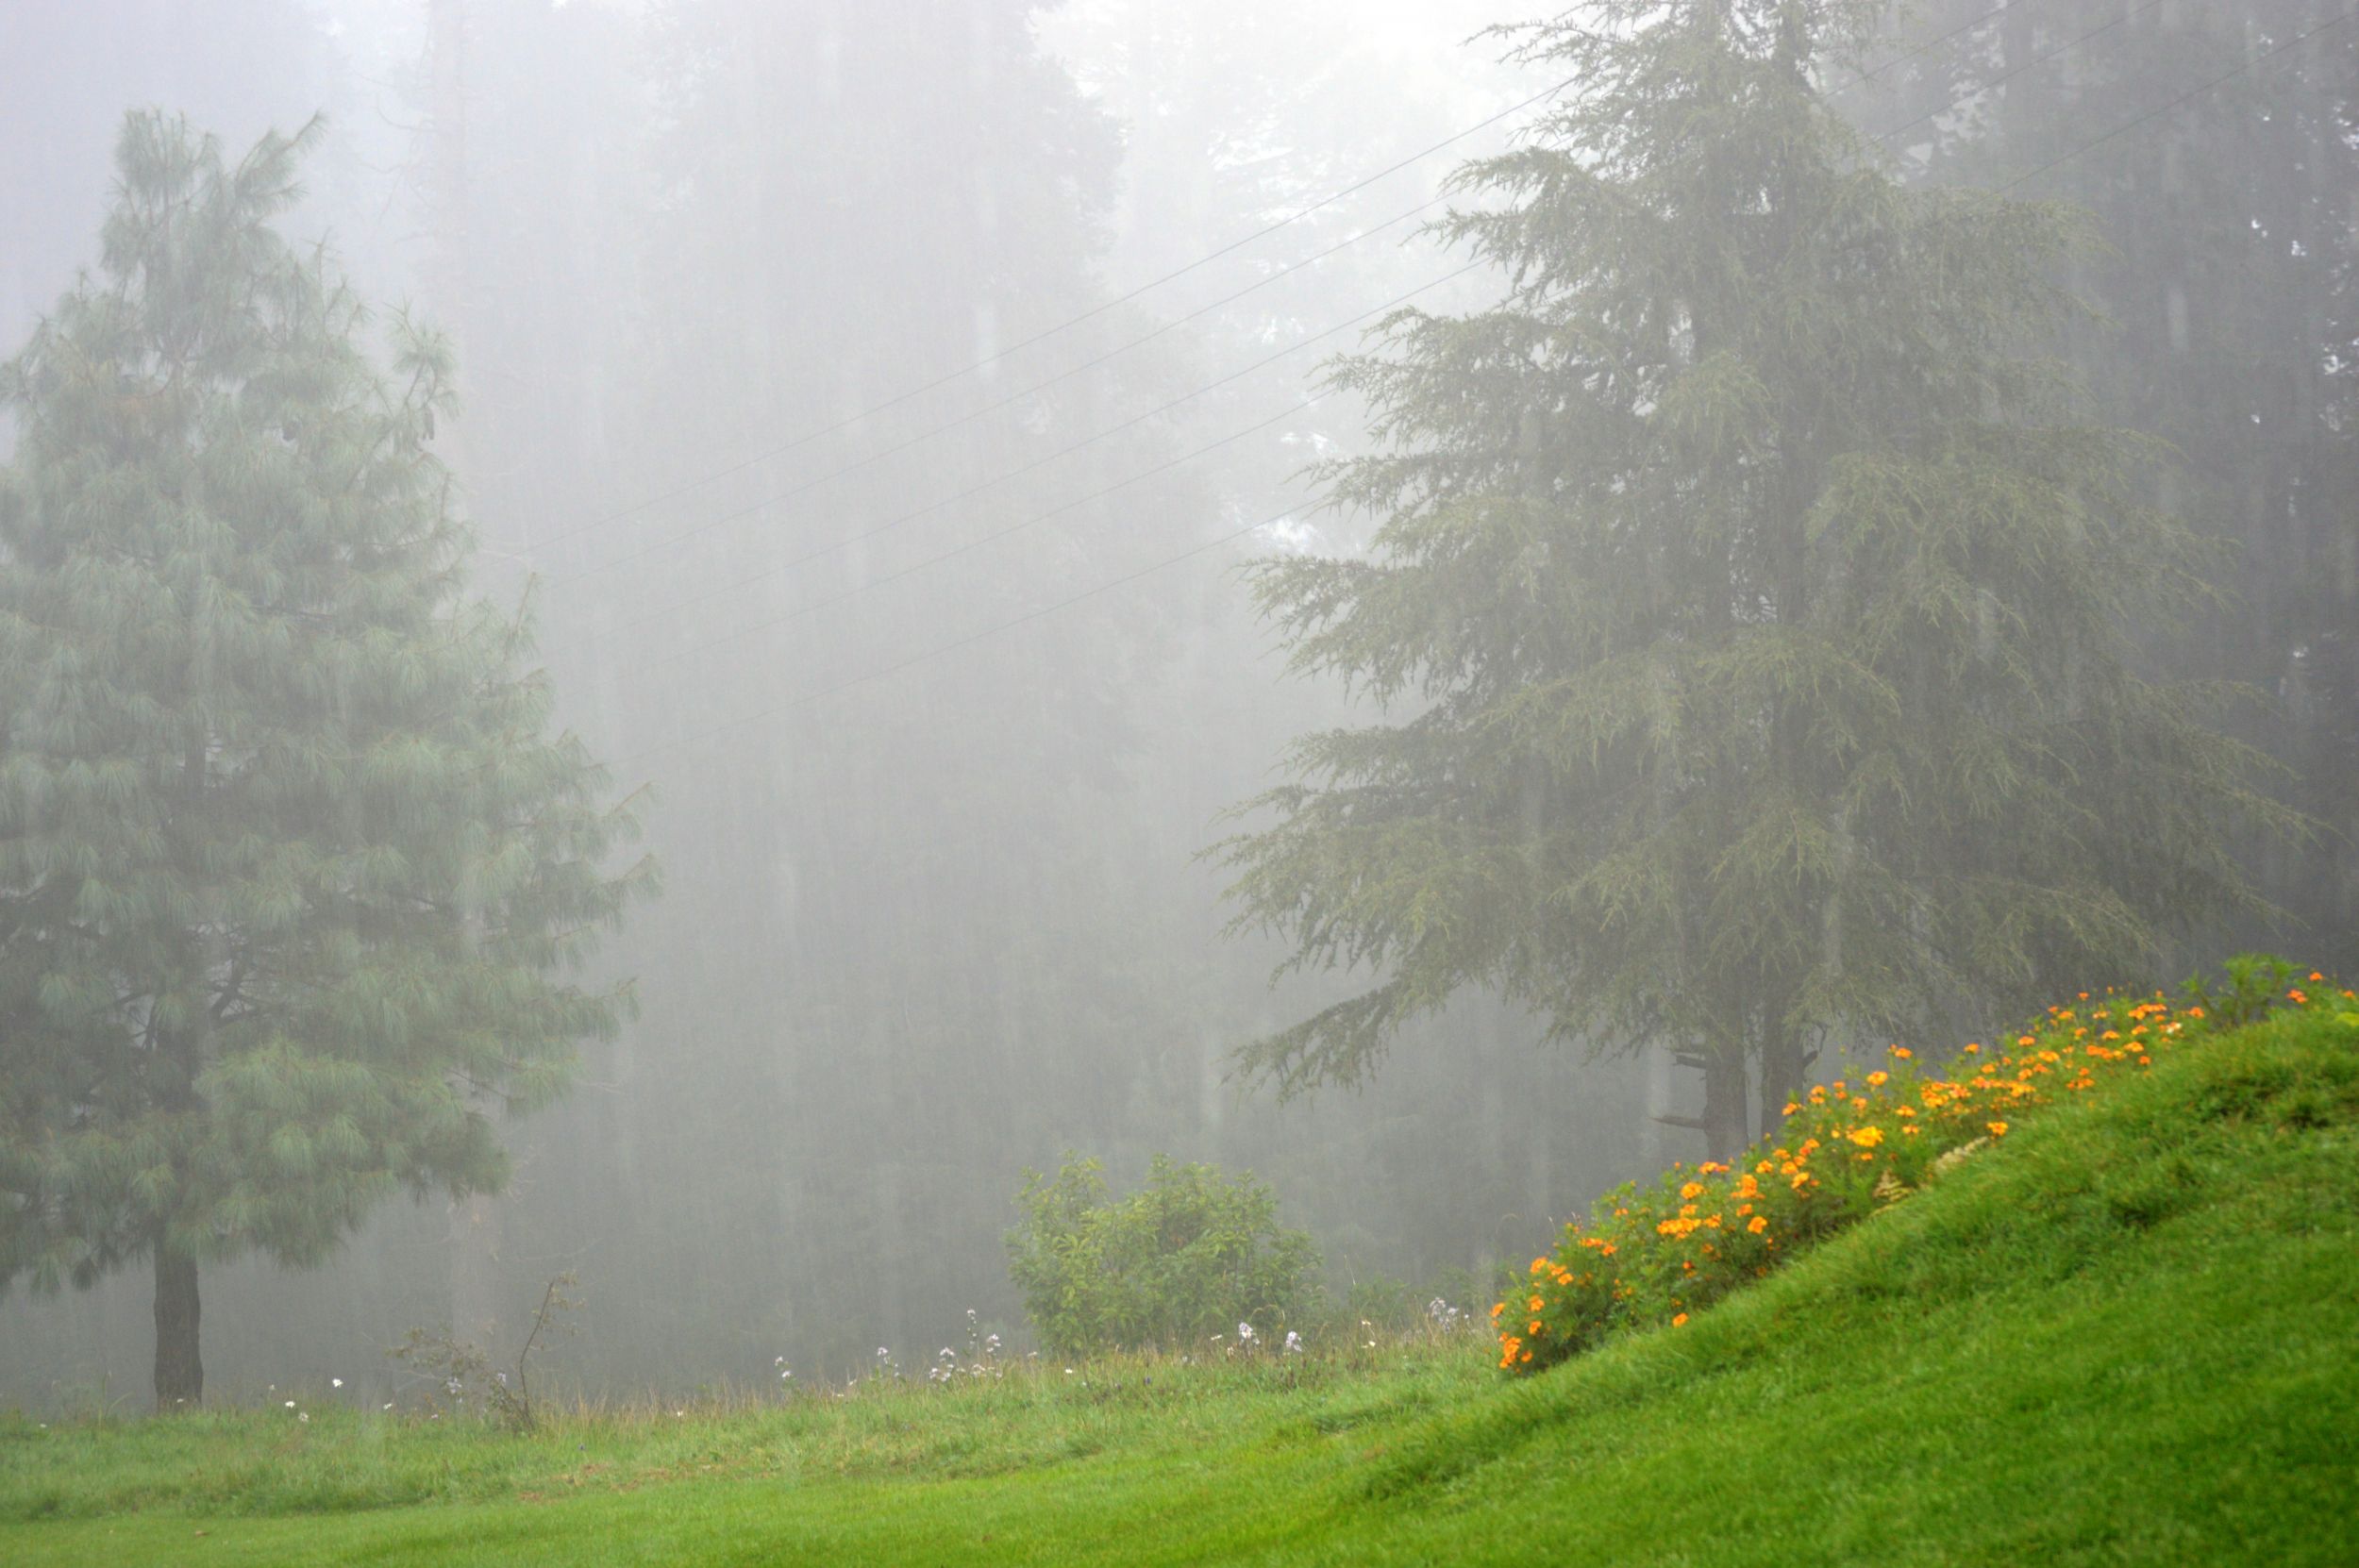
top-left (1758, 1013), bottom-right (1810, 1142)
top-left (1703, 1056), bottom-right (1749, 1164)
top-left (153, 1243), bottom-right (202, 1410)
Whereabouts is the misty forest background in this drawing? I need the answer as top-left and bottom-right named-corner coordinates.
top-left (0, 0), bottom-right (2351, 1404)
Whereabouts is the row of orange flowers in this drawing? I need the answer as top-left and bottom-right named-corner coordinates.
top-left (1494, 969), bottom-right (2350, 1374)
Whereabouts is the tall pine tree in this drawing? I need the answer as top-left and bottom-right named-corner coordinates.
top-left (0, 114), bottom-right (652, 1406)
top-left (1219, 0), bottom-right (2286, 1159)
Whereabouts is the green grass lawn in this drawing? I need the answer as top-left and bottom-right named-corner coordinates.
top-left (6, 1002), bottom-right (2355, 1565)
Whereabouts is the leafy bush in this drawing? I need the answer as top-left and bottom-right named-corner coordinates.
top-left (1497, 959), bottom-right (2348, 1375)
top-left (1007, 1154), bottom-right (1322, 1357)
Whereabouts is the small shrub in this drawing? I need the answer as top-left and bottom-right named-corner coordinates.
top-left (1006, 1153), bottom-right (1322, 1357)
top-left (390, 1273), bottom-right (577, 1431)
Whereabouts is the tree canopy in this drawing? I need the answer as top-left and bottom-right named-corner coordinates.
top-left (1218, 0), bottom-right (2288, 1157)
top-left (0, 112), bottom-right (653, 1405)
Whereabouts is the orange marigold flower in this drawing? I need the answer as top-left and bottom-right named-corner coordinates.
top-left (1848, 1126), bottom-right (1885, 1147)
top-left (1866, 1071), bottom-right (1888, 1087)
top-left (1531, 1258), bottom-right (1548, 1275)
top-left (1890, 1045), bottom-right (1913, 1059)
top-left (1987, 1121), bottom-right (2009, 1137)
top-left (1680, 1181), bottom-right (1705, 1201)
top-left (1748, 1215), bottom-right (1768, 1234)
top-left (1529, 1295), bottom-right (1546, 1312)
top-left (1963, 1043), bottom-right (1981, 1054)
top-left (1672, 1313), bottom-right (1689, 1326)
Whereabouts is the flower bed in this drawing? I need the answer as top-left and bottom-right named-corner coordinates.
top-left (1495, 963), bottom-right (2349, 1374)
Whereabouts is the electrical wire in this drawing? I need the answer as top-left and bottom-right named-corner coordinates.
top-left (620, 4), bottom-right (2350, 762)
top-left (535, 75), bottom-right (1580, 554)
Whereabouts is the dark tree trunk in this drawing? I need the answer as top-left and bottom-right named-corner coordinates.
top-left (1702, 1057), bottom-right (1749, 1164)
top-left (153, 1243), bottom-right (202, 1410)
top-left (1758, 1016), bottom-right (1810, 1142)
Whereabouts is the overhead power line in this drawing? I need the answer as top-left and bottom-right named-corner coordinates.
top-left (550, 220), bottom-right (1464, 594)
top-left (1997, 7), bottom-right (2351, 193)
top-left (1832, 0), bottom-right (2049, 104)
top-left (1870, 0), bottom-right (2165, 148)
top-left (559, 10), bottom-right (2033, 580)
top-left (585, 0), bottom-right (2175, 674)
top-left (621, 3), bottom-right (2349, 763)
top-left (543, 74), bottom-right (1579, 554)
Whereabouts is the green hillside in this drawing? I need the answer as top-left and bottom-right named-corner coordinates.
top-left (4, 994), bottom-right (2354, 1566)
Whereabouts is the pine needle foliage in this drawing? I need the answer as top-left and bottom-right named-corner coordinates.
top-left (1216, 0), bottom-right (2288, 1157)
top-left (0, 113), bottom-right (654, 1403)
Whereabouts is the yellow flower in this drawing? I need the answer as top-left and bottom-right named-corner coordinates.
top-left (1848, 1126), bottom-right (1884, 1148)
top-left (1747, 1215), bottom-right (1768, 1234)
top-left (1890, 1045), bottom-right (1913, 1059)
top-left (1680, 1181), bottom-right (1705, 1201)
top-left (1987, 1121), bottom-right (2009, 1138)
top-left (1866, 1071), bottom-right (1888, 1087)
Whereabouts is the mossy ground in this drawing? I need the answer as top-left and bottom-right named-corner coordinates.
top-left (5, 1005), bottom-right (2353, 1565)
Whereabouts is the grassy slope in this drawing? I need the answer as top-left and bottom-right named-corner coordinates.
top-left (5, 1005), bottom-right (2354, 1565)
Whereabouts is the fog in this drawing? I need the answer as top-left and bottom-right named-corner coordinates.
top-left (0, 0), bottom-right (2350, 1408)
